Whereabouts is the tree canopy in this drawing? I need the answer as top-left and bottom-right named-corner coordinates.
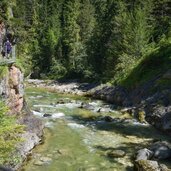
top-left (1, 0), bottom-right (171, 83)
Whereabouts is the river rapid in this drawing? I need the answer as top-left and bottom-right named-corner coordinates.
top-left (21, 87), bottom-right (171, 171)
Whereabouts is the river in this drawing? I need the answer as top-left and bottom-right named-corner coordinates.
top-left (21, 87), bottom-right (171, 171)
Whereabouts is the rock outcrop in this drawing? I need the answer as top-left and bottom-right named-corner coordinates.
top-left (0, 65), bottom-right (24, 113)
top-left (134, 160), bottom-right (171, 171)
top-left (0, 65), bottom-right (43, 170)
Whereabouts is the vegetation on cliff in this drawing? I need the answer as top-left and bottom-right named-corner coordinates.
top-left (0, 101), bottom-right (24, 165)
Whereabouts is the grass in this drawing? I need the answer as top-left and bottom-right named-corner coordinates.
top-left (121, 42), bottom-right (171, 89)
top-left (0, 66), bottom-right (8, 79)
top-left (14, 58), bottom-right (25, 73)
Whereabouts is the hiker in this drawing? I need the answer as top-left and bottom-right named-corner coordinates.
top-left (4, 39), bottom-right (12, 58)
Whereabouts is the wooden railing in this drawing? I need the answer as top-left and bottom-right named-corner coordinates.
top-left (0, 45), bottom-right (16, 66)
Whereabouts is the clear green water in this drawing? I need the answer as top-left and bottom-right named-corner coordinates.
top-left (21, 87), bottom-right (171, 171)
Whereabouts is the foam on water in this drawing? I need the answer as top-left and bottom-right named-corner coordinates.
top-left (56, 103), bottom-right (81, 109)
top-left (32, 110), bottom-right (44, 117)
top-left (52, 113), bottom-right (65, 119)
top-left (89, 102), bottom-right (100, 106)
top-left (34, 104), bottom-right (56, 108)
top-left (67, 123), bottom-right (85, 129)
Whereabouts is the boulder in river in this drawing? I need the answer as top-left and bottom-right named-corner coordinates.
top-left (56, 99), bottom-right (65, 104)
top-left (103, 116), bottom-right (113, 122)
top-left (150, 141), bottom-right (171, 160)
top-left (43, 114), bottom-right (52, 117)
top-left (97, 107), bottom-right (111, 113)
top-left (136, 148), bottom-right (153, 161)
top-left (107, 150), bottom-right (126, 158)
top-left (134, 160), bottom-right (171, 171)
top-left (79, 102), bottom-right (94, 110)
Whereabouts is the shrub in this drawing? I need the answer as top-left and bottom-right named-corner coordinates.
top-left (0, 101), bottom-right (24, 164)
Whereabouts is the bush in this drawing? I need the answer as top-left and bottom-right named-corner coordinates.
top-left (121, 41), bottom-right (171, 89)
top-left (0, 101), bottom-right (24, 164)
top-left (0, 66), bottom-right (8, 79)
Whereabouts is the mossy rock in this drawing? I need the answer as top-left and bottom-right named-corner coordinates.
top-left (119, 112), bottom-right (133, 119)
top-left (138, 111), bottom-right (146, 123)
top-left (107, 150), bottom-right (126, 158)
top-left (134, 160), bottom-right (171, 171)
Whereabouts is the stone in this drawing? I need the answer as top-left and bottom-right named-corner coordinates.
top-left (150, 141), bottom-right (171, 160)
top-left (97, 107), bottom-right (110, 113)
top-left (134, 160), bottom-right (160, 171)
top-left (34, 160), bottom-right (44, 166)
top-left (18, 132), bottom-right (41, 156)
top-left (136, 148), bottom-right (153, 161)
top-left (40, 157), bottom-right (52, 163)
top-left (107, 150), bottom-right (126, 158)
top-left (43, 114), bottom-right (52, 117)
top-left (160, 164), bottom-right (171, 171)
top-left (57, 149), bottom-right (69, 156)
top-left (104, 116), bottom-right (113, 122)
top-left (134, 160), bottom-right (171, 171)
top-left (56, 99), bottom-right (65, 104)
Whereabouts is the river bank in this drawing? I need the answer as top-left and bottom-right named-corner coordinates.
top-left (26, 79), bottom-right (171, 133)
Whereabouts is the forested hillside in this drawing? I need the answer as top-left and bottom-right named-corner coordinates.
top-left (1, 0), bottom-right (171, 85)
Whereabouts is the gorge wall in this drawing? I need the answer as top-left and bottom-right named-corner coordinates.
top-left (0, 64), bottom-right (43, 170)
top-left (0, 65), bottom-right (24, 114)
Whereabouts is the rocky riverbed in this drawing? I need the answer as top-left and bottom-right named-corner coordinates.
top-left (20, 86), bottom-right (171, 171)
top-left (26, 79), bottom-right (171, 133)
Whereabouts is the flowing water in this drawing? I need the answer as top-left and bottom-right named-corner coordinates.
top-left (22, 87), bottom-right (171, 171)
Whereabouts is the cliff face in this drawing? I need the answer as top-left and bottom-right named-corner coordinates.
top-left (9, 66), bottom-right (24, 113)
top-left (0, 65), bottom-right (43, 169)
top-left (0, 65), bottom-right (24, 113)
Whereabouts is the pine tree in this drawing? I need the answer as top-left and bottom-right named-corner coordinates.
top-left (62, 0), bottom-right (82, 74)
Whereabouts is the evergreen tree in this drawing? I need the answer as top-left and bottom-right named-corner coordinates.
top-left (62, 0), bottom-right (82, 76)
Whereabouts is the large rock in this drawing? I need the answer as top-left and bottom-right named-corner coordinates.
top-left (103, 116), bottom-right (113, 122)
top-left (137, 90), bottom-right (171, 132)
top-left (79, 102), bottom-right (94, 110)
top-left (150, 141), bottom-right (171, 160)
top-left (160, 164), bottom-right (171, 171)
top-left (91, 85), bottom-right (130, 106)
top-left (136, 148), bottom-right (153, 161)
top-left (0, 65), bottom-right (24, 114)
top-left (134, 160), bottom-right (165, 171)
top-left (43, 113), bottom-right (52, 117)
